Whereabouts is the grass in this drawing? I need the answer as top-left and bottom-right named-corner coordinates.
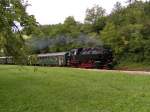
top-left (116, 61), bottom-right (150, 71)
top-left (0, 65), bottom-right (150, 112)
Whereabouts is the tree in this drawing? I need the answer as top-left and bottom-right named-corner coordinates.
top-left (112, 2), bottom-right (123, 13)
top-left (101, 22), bottom-right (124, 57)
top-left (63, 16), bottom-right (81, 38)
top-left (64, 16), bottom-right (77, 26)
top-left (85, 5), bottom-right (106, 24)
top-left (126, 0), bottom-right (137, 4)
top-left (84, 5), bottom-right (106, 34)
top-left (0, 0), bottom-right (37, 62)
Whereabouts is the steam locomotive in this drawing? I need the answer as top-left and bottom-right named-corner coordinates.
top-left (68, 47), bottom-right (113, 69)
top-left (0, 46), bottom-right (113, 69)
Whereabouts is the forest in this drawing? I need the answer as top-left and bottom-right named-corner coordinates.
top-left (0, 0), bottom-right (150, 68)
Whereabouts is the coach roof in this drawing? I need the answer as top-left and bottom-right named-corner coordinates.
top-left (37, 52), bottom-right (66, 57)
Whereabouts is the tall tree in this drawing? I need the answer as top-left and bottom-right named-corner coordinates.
top-left (126, 0), bottom-right (137, 4)
top-left (84, 5), bottom-right (106, 34)
top-left (85, 5), bottom-right (106, 24)
top-left (112, 2), bottom-right (123, 13)
top-left (63, 16), bottom-right (80, 37)
top-left (0, 0), bottom-right (37, 61)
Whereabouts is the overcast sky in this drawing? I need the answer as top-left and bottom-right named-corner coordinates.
top-left (26, 0), bottom-right (141, 25)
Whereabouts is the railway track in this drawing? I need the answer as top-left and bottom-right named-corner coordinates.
top-left (78, 68), bottom-right (150, 75)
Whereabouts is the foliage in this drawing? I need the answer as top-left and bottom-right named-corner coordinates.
top-left (26, 1), bottom-right (150, 66)
top-left (85, 5), bottom-right (106, 24)
top-left (84, 5), bottom-right (106, 34)
top-left (100, 1), bottom-right (150, 64)
top-left (0, 0), bottom-right (37, 62)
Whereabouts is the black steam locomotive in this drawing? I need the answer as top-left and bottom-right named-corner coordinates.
top-left (0, 46), bottom-right (113, 69)
top-left (67, 47), bottom-right (113, 69)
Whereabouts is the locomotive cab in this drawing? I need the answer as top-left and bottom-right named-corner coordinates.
top-left (70, 48), bottom-right (83, 56)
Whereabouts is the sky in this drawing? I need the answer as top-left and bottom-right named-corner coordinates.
top-left (26, 0), bottom-right (130, 25)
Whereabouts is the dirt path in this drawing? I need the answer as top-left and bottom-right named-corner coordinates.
top-left (79, 68), bottom-right (150, 76)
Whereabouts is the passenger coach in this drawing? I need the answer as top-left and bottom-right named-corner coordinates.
top-left (36, 52), bottom-right (67, 66)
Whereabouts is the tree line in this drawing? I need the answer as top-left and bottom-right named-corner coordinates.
top-left (0, 0), bottom-right (150, 66)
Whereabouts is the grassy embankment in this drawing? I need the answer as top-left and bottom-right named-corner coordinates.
top-left (116, 61), bottom-right (150, 71)
top-left (0, 65), bottom-right (150, 112)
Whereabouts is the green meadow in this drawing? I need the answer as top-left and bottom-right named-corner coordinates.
top-left (0, 65), bottom-right (150, 112)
